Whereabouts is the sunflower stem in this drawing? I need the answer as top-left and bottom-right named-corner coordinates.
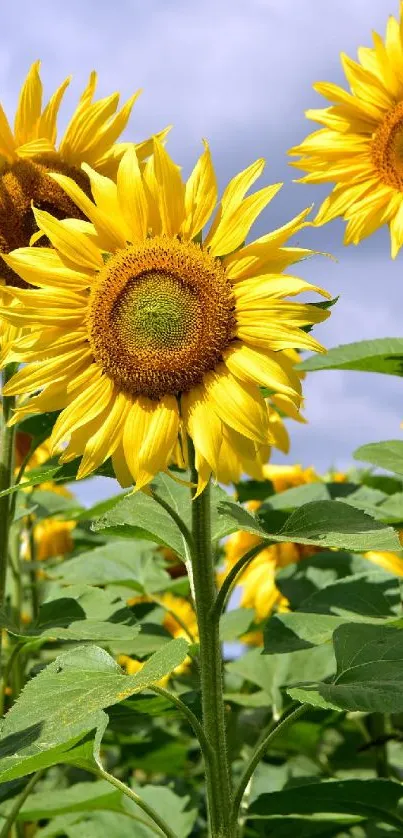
top-left (188, 439), bottom-right (232, 838)
top-left (0, 365), bottom-right (17, 683)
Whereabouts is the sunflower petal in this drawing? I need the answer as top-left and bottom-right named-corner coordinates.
top-left (182, 140), bottom-right (217, 240)
top-left (77, 392), bottom-right (130, 479)
top-left (153, 138), bottom-right (185, 236)
top-left (14, 61), bottom-right (43, 146)
top-left (204, 367), bottom-right (269, 444)
top-left (32, 207), bottom-right (103, 269)
top-left (39, 76), bottom-right (71, 146)
top-left (117, 146), bottom-right (148, 240)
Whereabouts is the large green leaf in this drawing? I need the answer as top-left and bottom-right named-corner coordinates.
top-left (91, 474), bottom-right (192, 560)
top-left (247, 779), bottom-right (403, 828)
top-left (289, 623), bottom-right (403, 714)
top-left (14, 586), bottom-right (141, 645)
top-left (49, 541), bottom-right (171, 593)
top-left (0, 640), bottom-right (188, 782)
top-left (354, 441), bottom-right (403, 476)
top-left (275, 551), bottom-right (381, 609)
top-left (298, 338), bottom-right (403, 376)
top-left (217, 498), bottom-right (401, 552)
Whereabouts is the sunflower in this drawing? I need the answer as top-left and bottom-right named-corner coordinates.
top-left (289, 2), bottom-right (403, 257)
top-left (0, 60), bottom-right (165, 353)
top-left (0, 140), bottom-right (330, 492)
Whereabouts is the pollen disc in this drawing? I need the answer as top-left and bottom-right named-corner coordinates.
top-left (0, 157), bottom-right (88, 288)
top-left (88, 237), bottom-right (236, 399)
top-left (372, 102), bottom-right (403, 191)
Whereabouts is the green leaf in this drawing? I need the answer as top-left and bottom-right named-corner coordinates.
top-left (319, 623), bottom-right (403, 713)
top-left (219, 607), bottom-right (254, 641)
top-left (17, 411), bottom-right (61, 439)
top-left (247, 779), bottom-right (403, 828)
top-left (268, 501), bottom-right (400, 552)
top-left (275, 551), bottom-right (380, 610)
top-left (264, 612), bottom-right (365, 654)
top-left (30, 489), bottom-right (83, 519)
top-left (298, 338), bottom-right (403, 376)
top-left (354, 441), bottom-right (403, 476)
top-left (217, 498), bottom-right (401, 552)
top-left (0, 639), bottom-right (188, 782)
top-left (18, 586), bottom-right (141, 644)
top-left (92, 474), bottom-right (192, 560)
top-left (49, 541), bottom-right (171, 594)
top-left (0, 465), bottom-right (62, 498)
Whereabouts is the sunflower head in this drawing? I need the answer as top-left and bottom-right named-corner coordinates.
top-left (1, 138), bottom-right (331, 493)
top-left (0, 61), bottom-right (166, 298)
top-left (289, 1), bottom-right (403, 257)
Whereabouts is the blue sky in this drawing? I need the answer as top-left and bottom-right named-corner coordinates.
top-left (2, 0), bottom-right (402, 503)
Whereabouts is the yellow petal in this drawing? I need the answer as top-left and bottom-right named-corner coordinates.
top-left (224, 206), bottom-right (313, 281)
top-left (153, 138), bottom-right (185, 236)
top-left (234, 275), bottom-right (331, 303)
top-left (112, 442), bottom-right (134, 488)
top-left (39, 76), bottom-right (71, 145)
top-left (181, 140), bottom-right (217, 240)
top-left (237, 322), bottom-right (326, 353)
top-left (207, 183), bottom-right (282, 258)
top-left (3, 347), bottom-right (91, 396)
top-left (51, 372), bottom-right (114, 450)
top-left (0, 103), bottom-right (16, 161)
top-left (16, 138), bottom-right (56, 158)
top-left (390, 199), bottom-right (403, 259)
top-left (77, 392), bottom-right (130, 479)
top-left (49, 171), bottom-right (126, 250)
top-left (14, 61), bottom-right (43, 146)
top-left (59, 90), bottom-right (120, 164)
top-left (84, 91), bottom-right (141, 165)
top-left (32, 206), bottom-right (104, 270)
top-left (117, 146), bottom-right (148, 240)
top-left (137, 395), bottom-right (179, 487)
top-left (224, 342), bottom-right (301, 400)
top-left (2, 247), bottom-right (93, 290)
top-left (181, 384), bottom-right (222, 473)
top-left (204, 367), bottom-right (269, 444)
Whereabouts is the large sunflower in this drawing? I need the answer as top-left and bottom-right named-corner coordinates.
top-left (0, 61), bottom-right (164, 351)
top-left (1, 140), bottom-right (330, 492)
top-left (289, 2), bottom-right (403, 257)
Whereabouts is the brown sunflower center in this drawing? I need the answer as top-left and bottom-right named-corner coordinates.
top-left (371, 101), bottom-right (403, 190)
top-left (88, 237), bottom-right (236, 400)
top-left (0, 156), bottom-right (89, 288)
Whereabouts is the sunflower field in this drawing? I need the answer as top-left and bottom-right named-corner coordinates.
top-left (3, 2), bottom-right (403, 837)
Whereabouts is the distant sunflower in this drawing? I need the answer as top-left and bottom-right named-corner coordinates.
top-left (0, 61), bottom-right (164, 352)
top-left (1, 140), bottom-right (330, 492)
top-left (289, 2), bottom-right (403, 257)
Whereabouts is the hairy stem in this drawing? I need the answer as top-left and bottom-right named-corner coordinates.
top-left (188, 440), bottom-right (232, 838)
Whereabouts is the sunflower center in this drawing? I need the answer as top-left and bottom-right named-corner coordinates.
top-left (371, 101), bottom-right (403, 190)
top-left (0, 156), bottom-right (89, 288)
top-left (88, 237), bottom-right (236, 399)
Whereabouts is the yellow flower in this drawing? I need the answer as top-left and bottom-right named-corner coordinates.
top-left (1, 141), bottom-right (330, 492)
top-left (119, 594), bottom-right (195, 681)
top-left (289, 2), bottom-right (403, 257)
top-left (34, 518), bottom-right (75, 562)
top-left (364, 549), bottom-right (403, 576)
top-left (0, 61), bottom-right (164, 354)
top-left (262, 463), bottom-right (319, 493)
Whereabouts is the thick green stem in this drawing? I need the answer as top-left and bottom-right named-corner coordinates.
top-left (188, 441), bottom-right (232, 838)
top-left (0, 367), bottom-right (16, 680)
